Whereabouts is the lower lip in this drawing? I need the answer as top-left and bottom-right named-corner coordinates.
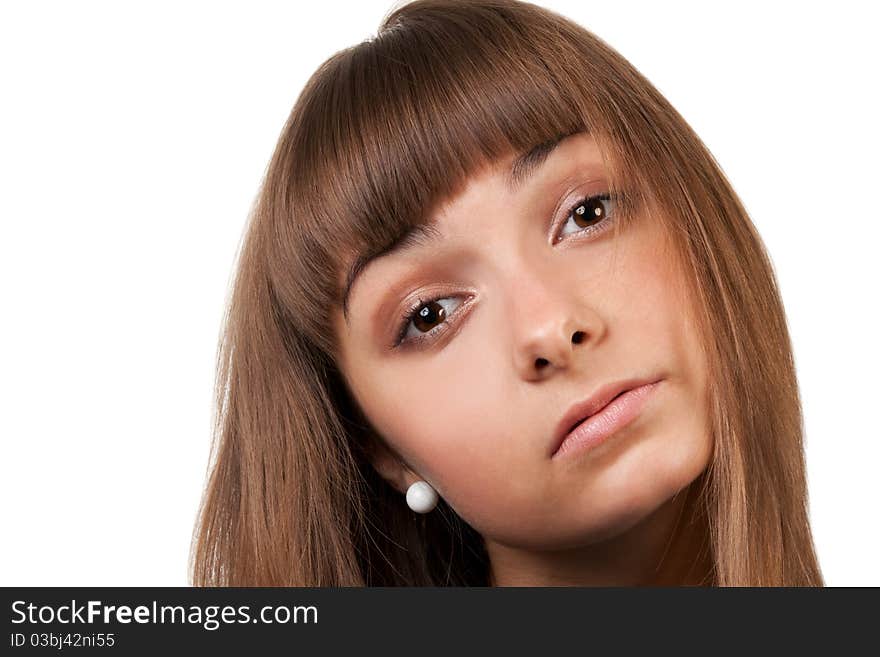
top-left (552, 381), bottom-right (662, 459)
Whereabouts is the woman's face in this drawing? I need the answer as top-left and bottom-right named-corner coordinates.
top-left (331, 132), bottom-right (712, 552)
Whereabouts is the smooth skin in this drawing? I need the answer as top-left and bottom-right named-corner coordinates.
top-left (332, 132), bottom-right (714, 585)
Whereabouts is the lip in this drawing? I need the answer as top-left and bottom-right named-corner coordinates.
top-left (550, 377), bottom-right (663, 458)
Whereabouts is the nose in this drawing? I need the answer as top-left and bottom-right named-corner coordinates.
top-left (509, 267), bottom-right (606, 381)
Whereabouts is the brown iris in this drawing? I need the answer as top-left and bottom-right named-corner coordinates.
top-left (412, 301), bottom-right (446, 333)
top-left (573, 197), bottom-right (606, 228)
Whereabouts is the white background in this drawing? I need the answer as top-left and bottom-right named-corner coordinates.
top-left (1, 0), bottom-right (877, 586)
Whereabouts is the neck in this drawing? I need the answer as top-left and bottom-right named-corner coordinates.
top-left (485, 477), bottom-right (714, 587)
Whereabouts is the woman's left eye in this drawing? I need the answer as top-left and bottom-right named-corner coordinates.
top-left (556, 193), bottom-right (617, 241)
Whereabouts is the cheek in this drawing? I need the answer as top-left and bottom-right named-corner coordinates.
top-left (344, 352), bottom-right (544, 535)
top-left (618, 224), bottom-right (713, 452)
top-left (613, 221), bottom-right (709, 403)
top-left (346, 362), bottom-right (508, 488)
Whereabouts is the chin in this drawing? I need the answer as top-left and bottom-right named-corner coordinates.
top-left (554, 438), bottom-right (712, 549)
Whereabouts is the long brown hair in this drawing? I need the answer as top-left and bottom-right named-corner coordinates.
top-left (189, 0), bottom-right (824, 586)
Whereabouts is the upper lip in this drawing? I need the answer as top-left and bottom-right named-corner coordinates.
top-left (550, 376), bottom-right (662, 456)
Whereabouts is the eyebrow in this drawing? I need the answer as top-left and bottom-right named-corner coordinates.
top-left (341, 133), bottom-right (570, 321)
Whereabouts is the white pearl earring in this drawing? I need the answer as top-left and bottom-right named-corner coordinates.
top-left (406, 480), bottom-right (438, 513)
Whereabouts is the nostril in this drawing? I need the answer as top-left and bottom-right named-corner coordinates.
top-left (535, 357), bottom-right (550, 369)
top-left (572, 331), bottom-right (585, 344)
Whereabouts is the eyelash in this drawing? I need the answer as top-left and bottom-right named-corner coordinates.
top-left (391, 192), bottom-right (618, 350)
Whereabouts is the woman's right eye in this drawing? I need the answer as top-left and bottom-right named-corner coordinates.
top-left (393, 296), bottom-right (465, 349)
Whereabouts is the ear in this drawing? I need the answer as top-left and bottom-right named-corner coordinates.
top-left (367, 436), bottom-right (418, 496)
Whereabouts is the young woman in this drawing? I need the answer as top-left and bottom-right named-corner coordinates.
top-left (190, 0), bottom-right (824, 586)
